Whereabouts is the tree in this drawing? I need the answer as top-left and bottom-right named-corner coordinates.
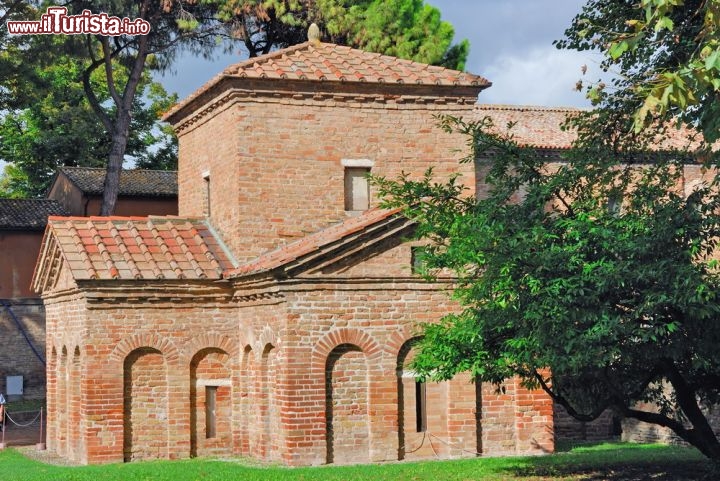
top-left (0, 39), bottom-right (177, 198)
top-left (51, 0), bottom-right (227, 215)
top-left (555, 0), bottom-right (720, 142)
top-left (374, 112), bottom-right (720, 460)
top-left (1, 1), bottom-right (467, 208)
top-left (315, 0), bottom-right (469, 69)
top-left (372, 0), bottom-right (720, 459)
top-left (213, 0), bottom-right (468, 67)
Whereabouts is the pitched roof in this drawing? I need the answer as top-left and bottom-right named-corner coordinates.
top-left (226, 207), bottom-right (410, 278)
top-left (474, 104), bottom-right (582, 150)
top-left (56, 167), bottom-right (177, 197)
top-left (35, 216), bottom-right (234, 286)
top-left (0, 199), bottom-right (69, 231)
top-left (475, 104), bottom-right (703, 152)
top-left (164, 41), bottom-right (491, 122)
top-left (223, 42), bottom-right (490, 86)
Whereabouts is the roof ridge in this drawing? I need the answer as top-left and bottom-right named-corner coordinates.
top-left (476, 104), bottom-right (588, 113)
top-left (224, 41), bottom-right (313, 75)
top-left (60, 166), bottom-right (178, 173)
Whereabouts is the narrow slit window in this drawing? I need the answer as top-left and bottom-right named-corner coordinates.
top-left (205, 386), bottom-right (217, 438)
top-left (344, 167), bottom-right (370, 211)
top-left (415, 381), bottom-right (427, 433)
top-left (202, 171), bottom-right (211, 217)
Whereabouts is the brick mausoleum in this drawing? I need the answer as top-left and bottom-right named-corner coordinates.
top-left (32, 37), bottom-right (557, 465)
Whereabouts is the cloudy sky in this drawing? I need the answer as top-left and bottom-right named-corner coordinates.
top-left (161, 0), bottom-right (601, 108)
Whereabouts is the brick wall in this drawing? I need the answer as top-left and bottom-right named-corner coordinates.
top-left (43, 278), bottom-right (238, 464)
top-left (554, 407), bottom-right (618, 443)
top-left (175, 81), bottom-right (476, 263)
top-left (0, 299), bottom-right (46, 400)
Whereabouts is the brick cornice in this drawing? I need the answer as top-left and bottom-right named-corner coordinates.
top-left (170, 78), bottom-right (480, 135)
top-left (77, 280), bottom-right (235, 309)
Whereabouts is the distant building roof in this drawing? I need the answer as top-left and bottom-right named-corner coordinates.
top-left (474, 105), bottom-right (583, 150)
top-left (164, 41), bottom-right (491, 123)
top-left (475, 104), bottom-right (702, 152)
top-left (0, 199), bottom-right (69, 231)
top-left (57, 167), bottom-right (178, 197)
top-left (36, 216), bottom-right (233, 284)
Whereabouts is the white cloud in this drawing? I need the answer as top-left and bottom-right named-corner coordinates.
top-left (479, 46), bottom-right (606, 108)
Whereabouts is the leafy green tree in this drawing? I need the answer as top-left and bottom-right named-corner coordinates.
top-left (374, 113), bottom-right (720, 460)
top-left (214, 0), bottom-right (469, 69)
top-left (0, 40), bottom-right (177, 198)
top-left (556, 0), bottom-right (720, 141)
top-left (1, 0), bottom-right (466, 207)
top-left (316, 0), bottom-right (469, 69)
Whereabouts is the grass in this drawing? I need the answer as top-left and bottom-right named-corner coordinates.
top-left (0, 442), bottom-right (713, 481)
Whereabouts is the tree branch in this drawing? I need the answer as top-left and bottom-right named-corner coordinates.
top-left (81, 50), bottom-right (113, 132)
top-left (100, 36), bottom-right (122, 108)
top-left (532, 371), bottom-right (610, 422)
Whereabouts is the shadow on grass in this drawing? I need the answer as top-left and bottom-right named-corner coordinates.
top-left (505, 442), bottom-right (714, 481)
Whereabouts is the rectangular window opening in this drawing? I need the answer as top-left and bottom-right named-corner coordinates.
top-left (415, 381), bottom-right (427, 433)
top-left (205, 385), bottom-right (217, 439)
top-left (344, 167), bottom-right (370, 212)
top-left (411, 246), bottom-right (427, 275)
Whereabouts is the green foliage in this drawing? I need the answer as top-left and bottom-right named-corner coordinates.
top-left (0, 36), bottom-right (178, 198)
top-left (556, 0), bottom-right (720, 141)
top-left (375, 114), bottom-right (720, 458)
top-left (210, 0), bottom-right (469, 69)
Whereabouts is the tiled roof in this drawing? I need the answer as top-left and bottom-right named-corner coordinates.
top-left (0, 199), bottom-right (69, 231)
top-left (41, 216), bottom-right (233, 281)
top-left (57, 167), bottom-right (177, 197)
top-left (475, 105), bottom-right (582, 150)
top-left (164, 41), bottom-right (490, 122)
top-left (223, 42), bottom-right (490, 86)
top-left (227, 208), bottom-right (409, 277)
top-left (475, 104), bottom-right (702, 151)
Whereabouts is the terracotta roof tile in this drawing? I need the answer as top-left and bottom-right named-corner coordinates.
top-left (45, 216), bottom-right (233, 281)
top-left (227, 42), bottom-right (489, 86)
top-left (164, 42), bottom-right (490, 122)
top-left (57, 167), bottom-right (177, 197)
top-left (474, 104), bottom-right (582, 150)
top-left (475, 104), bottom-right (702, 151)
top-left (0, 199), bottom-right (69, 230)
top-left (226, 208), bottom-right (405, 277)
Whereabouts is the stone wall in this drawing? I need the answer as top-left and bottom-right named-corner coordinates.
top-left (0, 298), bottom-right (46, 400)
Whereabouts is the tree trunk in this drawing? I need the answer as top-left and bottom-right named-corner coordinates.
top-left (97, 32), bottom-right (149, 216)
top-left (623, 361), bottom-right (720, 461)
top-left (100, 117), bottom-right (132, 216)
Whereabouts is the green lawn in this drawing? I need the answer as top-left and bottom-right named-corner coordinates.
top-left (0, 442), bottom-right (711, 481)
